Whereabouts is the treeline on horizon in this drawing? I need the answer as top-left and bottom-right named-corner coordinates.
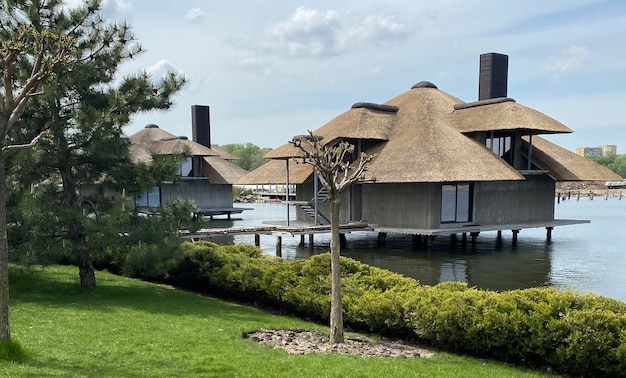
top-left (588, 154), bottom-right (626, 178)
top-left (215, 143), bottom-right (272, 171)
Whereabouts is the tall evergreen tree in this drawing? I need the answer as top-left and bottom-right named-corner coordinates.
top-left (0, 0), bottom-right (184, 341)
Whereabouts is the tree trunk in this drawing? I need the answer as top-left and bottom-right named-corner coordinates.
top-left (79, 252), bottom-right (96, 289)
top-left (0, 150), bottom-right (11, 341)
top-left (329, 193), bottom-right (344, 344)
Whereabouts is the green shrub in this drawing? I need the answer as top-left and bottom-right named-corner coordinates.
top-left (163, 241), bottom-right (626, 378)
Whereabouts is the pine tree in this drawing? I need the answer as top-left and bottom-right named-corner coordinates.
top-left (0, 0), bottom-right (184, 341)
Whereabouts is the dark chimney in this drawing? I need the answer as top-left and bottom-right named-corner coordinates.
top-left (191, 105), bottom-right (211, 147)
top-left (478, 53), bottom-right (508, 101)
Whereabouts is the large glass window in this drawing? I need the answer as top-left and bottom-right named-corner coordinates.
top-left (178, 157), bottom-right (193, 177)
top-left (136, 187), bottom-right (161, 207)
top-left (441, 184), bottom-right (472, 223)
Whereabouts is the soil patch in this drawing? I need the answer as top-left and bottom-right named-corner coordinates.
top-left (245, 329), bottom-right (434, 358)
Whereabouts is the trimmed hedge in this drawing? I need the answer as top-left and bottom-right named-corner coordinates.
top-left (165, 241), bottom-right (626, 378)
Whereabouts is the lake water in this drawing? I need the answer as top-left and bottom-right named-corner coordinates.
top-left (209, 198), bottom-right (626, 302)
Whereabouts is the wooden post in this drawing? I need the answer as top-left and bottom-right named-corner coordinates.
top-left (412, 234), bottom-right (420, 249)
top-left (461, 232), bottom-right (467, 246)
top-left (378, 232), bottom-right (387, 244)
top-left (546, 227), bottom-right (553, 242)
top-left (470, 232), bottom-right (479, 250)
top-left (605, 191), bottom-right (609, 200)
top-left (497, 230), bottom-right (502, 239)
top-left (590, 191), bottom-right (594, 200)
top-left (275, 236), bottom-right (282, 257)
top-left (254, 234), bottom-right (260, 247)
top-left (340, 233), bottom-right (347, 248)
top-left (557, 194), bottom-right (560, 204)
top-left (309, 233), bottom-right (314, 247)
top-left (512, 229), bottom-right (519, 246)
top-left (299, 234), bottom-right (305, 246)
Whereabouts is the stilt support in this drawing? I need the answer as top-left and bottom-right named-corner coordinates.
top-left (340, 233), bottom-right (347, 248)
top-left (275, 236), bottom-right (282, 257)
top-left (254, 234), bottom-right (260, 247)
top-left (512, 229), bottom-right (520, 246)
top-left (378, 232), bottom-right (387, 244)
top-left (299, 234), bottom-right (305, 247)
top-left (470, 232), bottom-right (479, 250)
top-left (309, 233), bottom-right (314, 246)
top-left (546, 227), bottom-right (553, 242)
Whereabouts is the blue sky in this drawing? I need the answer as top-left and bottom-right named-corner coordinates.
top-left (87, 0), bottom-right (626, 152)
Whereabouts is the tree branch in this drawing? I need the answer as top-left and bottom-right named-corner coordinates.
top-left (1, 130), bottom-right (47, 152)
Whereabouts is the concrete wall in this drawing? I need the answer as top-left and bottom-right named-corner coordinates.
top-left (362, 183), bottom-right (440, 228)
top-left (160, 180), bottom-right (233, 209)
top-left (473, 174), bottom-right (555, 224)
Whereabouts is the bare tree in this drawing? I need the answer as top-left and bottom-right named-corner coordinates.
top-left (291, 131), bottom-right (375, 344)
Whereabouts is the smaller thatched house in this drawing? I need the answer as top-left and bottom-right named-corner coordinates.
top-left (238, 53), bottom-right (621, 239)
top-left (129, 105), bottom-right (249, 217)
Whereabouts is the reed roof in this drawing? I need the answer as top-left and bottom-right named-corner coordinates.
top-left (243, 80), bottom-right (610, 185)
top-left (202, 156), bottom-right (248, 184)
top-left (453, 98), bottom-right (573, 135)
top-left (265, 105), bottom-right (397, 159)
top-left (523, 136), bottom-right (623, 181)
top-left (236, 159), bottom-right (313, 185)
top-left (128, 125), bottom-right (218, 164)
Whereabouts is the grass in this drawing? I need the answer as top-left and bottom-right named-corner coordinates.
top-left (0, 265), bottom-right (553, 378)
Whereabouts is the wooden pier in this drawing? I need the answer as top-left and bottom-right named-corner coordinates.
top-left (185, 222), bottom-right (373, 256)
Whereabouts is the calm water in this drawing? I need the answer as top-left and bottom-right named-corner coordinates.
top-left (209, 198), bottom-right (626, 302)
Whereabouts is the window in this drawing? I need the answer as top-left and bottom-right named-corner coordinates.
top-left (136, 187), bottom-right (161, 207)
top-left (178, 157), bottom-right (193, 177)
top-left (486, 132), bottom-right (514, 166)
top-left (441, 184), bottom-right (472, 223)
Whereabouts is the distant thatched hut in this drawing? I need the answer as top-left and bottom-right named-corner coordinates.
top-left (238, 54), bottom-right (621, 237)
top-left (129, 105), bottom-right (248, 217)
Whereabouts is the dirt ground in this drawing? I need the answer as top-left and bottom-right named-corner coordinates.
top-left (245, 329), bottom-right (434, 358)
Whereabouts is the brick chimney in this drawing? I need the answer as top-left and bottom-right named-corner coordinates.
top-left (478, 53), bottom-right (508, 100)
top-left (191, 105), bottom-right (211, 147)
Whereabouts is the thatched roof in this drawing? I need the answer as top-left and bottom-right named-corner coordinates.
top-left (453, 98), bottom-right (573, 135)
top-left (128, 125), bottom-right (218, 164)
top-left (128, 124), bottom-right (247, 185)
top-left (202, 156), bottom-right (248, 184)
top-left (243, 80), bottom-right (612, 185)
top-left (210, 145), bottom-right (239, 160)
top-left (522, 136), bottom-right (623, 181)
top-left (360, 86), bottom-right (524, 183)
top-left (265, 104), bottom-right (397, 159)
top-left (236, 159), bottom-right (314, 185)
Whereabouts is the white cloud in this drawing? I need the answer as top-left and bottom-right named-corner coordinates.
top-left (185, 8), bottom-right (206, 21)
top-left (543, 45), bottom-right (591, 78)
top-left (259, 6), bottom-right (409, 58)
top-left (145, 60), bottom-right (184, 79)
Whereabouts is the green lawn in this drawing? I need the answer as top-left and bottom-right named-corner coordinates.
top-left (1, 265), bottom-right (552, 377)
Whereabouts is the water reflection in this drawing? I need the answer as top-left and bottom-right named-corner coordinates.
top-left (202, 200), bottom-right (626, 302)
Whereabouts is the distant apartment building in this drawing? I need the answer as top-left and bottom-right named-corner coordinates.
top-left (576, 145), bottom-right (617, 157)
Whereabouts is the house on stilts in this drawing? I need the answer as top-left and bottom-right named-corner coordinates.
top-left (237, 53), bottom-right (622, 246)
top-left (129, 105), bottom-right (250, 219)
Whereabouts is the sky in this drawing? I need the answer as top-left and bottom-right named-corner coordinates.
top-left (81, 0), bottom-right (626, 152)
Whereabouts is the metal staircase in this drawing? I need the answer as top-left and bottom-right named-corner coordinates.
top-left (296, 187), bottom-right (331, 225)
